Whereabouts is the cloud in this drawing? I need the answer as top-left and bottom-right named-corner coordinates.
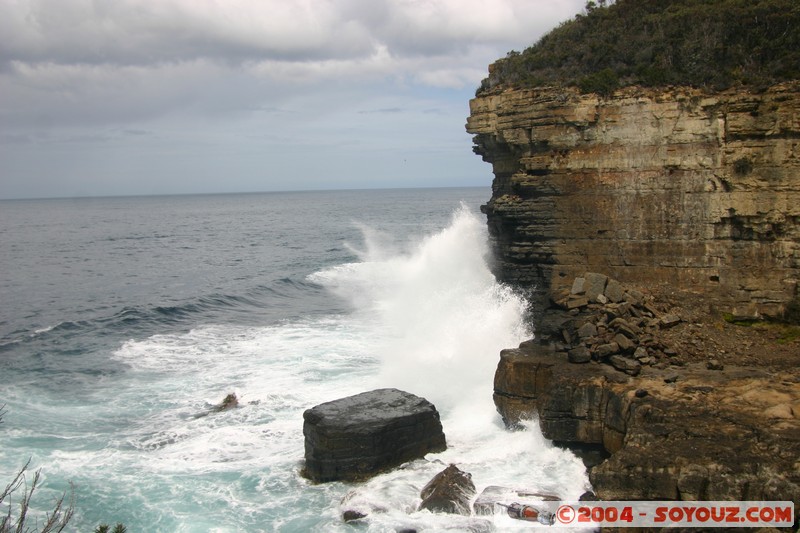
top-left (0, 1), bottom-right (585, 124)
top-left (0, 0), bottom-right (587, 198)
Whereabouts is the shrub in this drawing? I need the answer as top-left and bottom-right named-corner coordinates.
top-left (477, 0), bottom-right (800, 95)
top-left (0, 408), bottom-right (75, 533)
top-left (578, 68), bottom-right (619, 96)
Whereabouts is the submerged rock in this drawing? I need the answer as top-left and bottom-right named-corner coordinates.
top-left (419, 464), bottom-right (475, 515)
top-left (302, 388), bottom-right (446, 482)
top-left (473, 485), bottom-right (559, 516)
top-left (215, 393), bottom-right (239, 411)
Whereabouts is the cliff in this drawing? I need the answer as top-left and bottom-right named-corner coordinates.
top-left (467, 83), bottom-right (800, 511)
top-left (467, 82), bottom-right (800, 320)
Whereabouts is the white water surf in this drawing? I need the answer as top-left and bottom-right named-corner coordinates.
top-left (22, 205), bottom-right (590, 531)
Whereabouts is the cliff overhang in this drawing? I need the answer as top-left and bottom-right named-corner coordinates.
top-left (467, 82), bottom-right (800, 321)
top-left (467, 82), bottom-right (800, 510)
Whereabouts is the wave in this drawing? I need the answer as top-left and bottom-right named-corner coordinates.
top-left (310, 204), bottom-right (531, 410)
top-left (0, 279), bottom-right (322, 351)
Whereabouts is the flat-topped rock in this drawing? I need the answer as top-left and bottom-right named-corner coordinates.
top-left (302, 388), bottom-right (446, 482)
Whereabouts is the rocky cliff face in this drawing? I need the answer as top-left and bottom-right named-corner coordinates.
top-left (494, 342), bottom-right (800, 503)
top-left (467, 82), bottom-right (800, 319)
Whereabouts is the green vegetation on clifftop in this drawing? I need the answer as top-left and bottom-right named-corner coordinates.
top-left (478, 0), bottom-right (800, 95)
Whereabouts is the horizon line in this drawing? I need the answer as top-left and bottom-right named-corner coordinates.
top-left (0, 183), bottom-right (490, 202)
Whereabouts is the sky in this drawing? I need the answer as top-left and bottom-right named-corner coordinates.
top-left (0, 0), bottom-right (585, 199)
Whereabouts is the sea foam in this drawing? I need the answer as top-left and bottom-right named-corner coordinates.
top-left (19, 204), bottom-right (589, 531)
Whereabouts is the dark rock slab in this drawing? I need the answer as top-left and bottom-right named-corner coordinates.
top-left (419, 464), bottom-right (476, 515)
top-left (302, 388), bottom-right (446, 482)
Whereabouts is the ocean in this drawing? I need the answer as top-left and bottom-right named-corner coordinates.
top-left (0, 188), bottom-right (589, 532)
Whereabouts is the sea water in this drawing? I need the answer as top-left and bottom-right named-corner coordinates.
top-left (0, 189), bottom-right (590, 532)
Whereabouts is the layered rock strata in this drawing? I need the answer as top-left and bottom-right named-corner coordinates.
top-left (494, 343), bottom-right (800, 502)
top-left (302, 388), bottom-right (446, 482)
top-left (467, 82), bottom-right (800, 319)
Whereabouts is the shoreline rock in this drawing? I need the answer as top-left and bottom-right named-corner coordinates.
top-left (302, 388), bottom-right (446, 482)
top-left (492, 275), bottom-right (800, 506)
top-left (419, 464), bottom-right (476, 515)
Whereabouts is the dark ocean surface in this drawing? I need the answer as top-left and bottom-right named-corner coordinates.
top-left (0, 188), bottom-right (588, 532)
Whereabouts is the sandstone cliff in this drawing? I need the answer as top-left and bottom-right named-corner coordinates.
top-left (467, 82), bottom-right (800, 319)
top-left (466, 82), bottom-right (800, 511)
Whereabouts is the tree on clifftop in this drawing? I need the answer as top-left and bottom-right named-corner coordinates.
top-left (478, 0), bottom-right (800, 95)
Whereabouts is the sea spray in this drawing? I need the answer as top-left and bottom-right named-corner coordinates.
top-left (311, 204), bottom-right (530, 409)
top-left (1, 192), bottom-right (590, 532)
top-left (310, 206), bottom-right (591, 529)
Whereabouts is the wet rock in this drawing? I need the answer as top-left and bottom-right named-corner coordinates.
top-left (419, 464), bottom-right (476, 515)
top-left (302, 388), bottom-right (446, 482)
top-left (215, 392), bottom-right (239, 411)
top-left (342, 510), bottom-right (367, 522)
top-left (473, 486), bottom-right (559, 515)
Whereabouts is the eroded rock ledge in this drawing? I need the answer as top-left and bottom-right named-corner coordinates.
top-left (493, 270), bottom-right (800, 506)
top-left (466, 82), bottom-right (800, 320)
top-left (495, 343), bottom-right (800, 502)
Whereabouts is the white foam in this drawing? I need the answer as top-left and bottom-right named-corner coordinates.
top-left (24, 204), bottom-right (590, 531)
top-left (312, 205), bottom-right (530, 408)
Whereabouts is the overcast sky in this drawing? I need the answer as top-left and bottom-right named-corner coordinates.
top-left (0, 0), bottom-right (585, 199)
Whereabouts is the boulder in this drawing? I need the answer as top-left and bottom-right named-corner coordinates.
top-left (568, 345), bottom-right (591, 364)
top-left (571, 277), bottom-right (586, 295)
top-left (595, 342), bottom-right (620, 358)
top-left (302, 388), bottom-right (446, 482)
top-left (567, 296), bottom-right (589, 309)
top-left (584, 272), bottom-right (608, 301)
top-left (419, 464), bottom-right (476, 515)
top-left (604, 279), bottom-right (625, 303)
top-left (614, 333), bottom-right (636, 353)
top-left (342, 510), bottom-right (367, 522)
top-left (609, 355), bottom-right (641, 376)
top-left (215, 392), bottom-right (239, 411)
top-left (577, 322), bottom-right (597, 339)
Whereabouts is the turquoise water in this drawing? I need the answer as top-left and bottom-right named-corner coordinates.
top-left (0, 188), bottom-right (589, 531)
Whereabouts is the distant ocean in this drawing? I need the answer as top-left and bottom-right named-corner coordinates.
top-left (0, 188), bottom-right (589, 532)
